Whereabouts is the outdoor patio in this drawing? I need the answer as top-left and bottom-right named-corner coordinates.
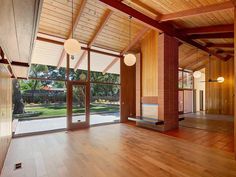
top-left (14, 113), bottom-right (120, 135)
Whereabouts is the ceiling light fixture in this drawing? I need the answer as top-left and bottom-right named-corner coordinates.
top-left (64, 0), bottom-right (81, 56)
top-left (124, 16), bottom-right (136, 66)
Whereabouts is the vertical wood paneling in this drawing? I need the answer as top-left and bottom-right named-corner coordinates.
top-left (141, 30), bottom-right (158, 97)
top-left (136, 53), bottom-right (141, 116)
top-left (0, 69), bottom-right (12, 174)
top-left (205, 57), bottom-right (234, 115)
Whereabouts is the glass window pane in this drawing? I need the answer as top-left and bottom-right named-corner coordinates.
top-left (183, 71), bottom-right (193, 89)
top-left (178, 70), bottom-right (183, 88)
top-left (72, 85), bottom-right (86, 123)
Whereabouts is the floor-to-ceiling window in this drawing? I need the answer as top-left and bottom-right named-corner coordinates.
top-left (89, 50), bottom-right (120, 125)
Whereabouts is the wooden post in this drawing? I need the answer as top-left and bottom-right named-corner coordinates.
top-left (158, 33), bottom-right (179, 131)
top-left (66, 54), bottom-right (71, 130)
top-left (234, 7), bottom-right (236, 158)
top-left (86, 49), bottom-right (91, 125)
top-left (120, 56), bottom-right (136, 122)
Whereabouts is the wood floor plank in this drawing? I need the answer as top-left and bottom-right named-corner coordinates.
top-left (1, 124), bottom-right (236, 177)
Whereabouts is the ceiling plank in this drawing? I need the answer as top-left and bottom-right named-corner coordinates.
top-left (57, 0), bottom-right (87, 69)
top-left (189, 32), bottom-right (234, 39)
top-left (102, 27), bottom-right (149, 74)
top-left (205, 43), bottom-right (234, 48)
top-left (179, 49), bottom-right (197, 63)
top-left (183, 55), bottom-right (208, 69)
top-left (128, 0), bottom-right (162, 19)
top-left (99, 0), bottom-right (228, 61)
top-left (181, 24), bottom-right (234, 34)
top-left (159, 1), bottom-right (234, 22)
top-left (74, 9), bottom-right (113, 70)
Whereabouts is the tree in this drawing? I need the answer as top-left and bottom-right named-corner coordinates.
top-left (13, 79), bottom-right (25, 114)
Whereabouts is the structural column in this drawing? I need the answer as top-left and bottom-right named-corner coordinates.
top-left (234, 7), bottom-right (236, 158)
top-left (158, 33), bottom-right (179, 131)
top-left (120, 56), bottom-right (136, 122)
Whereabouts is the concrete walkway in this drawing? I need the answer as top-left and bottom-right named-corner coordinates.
top-left (15, 113), bottom-right (120, 135)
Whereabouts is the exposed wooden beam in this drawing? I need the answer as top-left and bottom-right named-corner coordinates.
top-left (0, 47), bottom-right (15, 77)
top-left (74, 9), bottom-right (113, 70)
top-left (189, 32), bottom-right (234, 39)
top-left (0, 59), bottom-right (29, 67)
top-left (102, 27), bottom-right (149, 74)
top-left (181, 24), bottom-right (234, 34)
top-left (99, 0), bottom-right (228, 61)
top-left (36, 36), bottom-right (64, 45)
top-left (37, 36), bottom-right (122, 57)
top-left (57, 0), bottom-right (87, 69)
top-left (205, 43), bottom-right (234, 48)
top-left (159, 1), bottom-right (234, 22)
top-left (128, 0), bottom-right (162, 19)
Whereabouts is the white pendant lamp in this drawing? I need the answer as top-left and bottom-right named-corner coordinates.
top-left (217, 76), bottom-right (224, 83)
top-left (124, 16), bottom-right (136, 66)
top-left (124, 53), bottom-right (136, 66)
top-left (64, 0), bottom-right (81, 55)
top-left (193, 49), bottom-right (202, 79)
top-left (193, 70), bottom-right (202, 79)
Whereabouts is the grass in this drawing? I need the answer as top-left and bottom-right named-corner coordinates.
top-left (22, 104), bottom-right (119, 119)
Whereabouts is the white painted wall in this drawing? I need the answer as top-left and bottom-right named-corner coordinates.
top-left (194, 69), bottom-right (206, 111)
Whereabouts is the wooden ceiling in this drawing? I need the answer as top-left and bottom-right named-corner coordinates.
top-left (33, 0), bottom-right (235, 73)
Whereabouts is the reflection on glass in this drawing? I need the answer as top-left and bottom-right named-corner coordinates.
top-left (183, 72), bottom-right (193, 89)
top-left (72, 85), bottom-right (86, 123)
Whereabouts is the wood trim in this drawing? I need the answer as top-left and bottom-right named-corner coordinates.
top-left (57, 0), bottom-right (87, 69)
top-left (99, 0), bottom-right (228, 61)
top-left (181, 24), bottom-right (234, 34)
top-left (160, 1), bottom-right (234, 22)
top-left (141, 96), bottom-right (158, 104)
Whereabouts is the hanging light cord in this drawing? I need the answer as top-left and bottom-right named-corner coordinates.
top-left (72, 0), bottom-right (74, 38)
top-left (129, 16), bottom-right (132, 46)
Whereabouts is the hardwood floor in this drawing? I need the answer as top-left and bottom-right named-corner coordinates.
top-left (1, 124), bottom-right (236, 177)
top-left (164, 126), bottom-right (234, 152)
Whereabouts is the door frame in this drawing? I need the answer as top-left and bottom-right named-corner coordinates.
top-left (67, 80), bottom-right (90, 130)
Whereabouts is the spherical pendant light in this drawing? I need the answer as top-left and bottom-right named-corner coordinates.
top-left (64, 38), bottom-right (81, 55)
top-left (193, 71), bottom-right (202, 79)
top-left (63, 0), bottom-right (81, 55)
top-left (124, 53), bottom-right (136, 66)
top-left (217, 77), bottom-right (224, 83)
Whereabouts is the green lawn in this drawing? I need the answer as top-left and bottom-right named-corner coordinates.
top-left (21, 104), bottom-right (119, 119)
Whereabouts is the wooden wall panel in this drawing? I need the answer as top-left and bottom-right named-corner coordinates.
top-left (205, 57), bottom-right (234, 115)
top-left (120, 57), bottom-right (136, 122)
top-left (0, 68), bottom-right (12, 174)
top-left (136, 53), bottom-right (141, 116)
top-left (141, 30), bottom-right (158, 97)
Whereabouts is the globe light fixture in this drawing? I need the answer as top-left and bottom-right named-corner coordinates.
top-left (124, 53), bottom-right (136, 66)
top-left (124, 16), bottom-right (136, 66)
top-left (193, 71), bottom-right (202, 79)
top-left (64, 38), bottom-right (81, 55)
top-left (64, 0), bottom-right (81, 55)
top-left (217, 77), bottom-right (224, 83)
